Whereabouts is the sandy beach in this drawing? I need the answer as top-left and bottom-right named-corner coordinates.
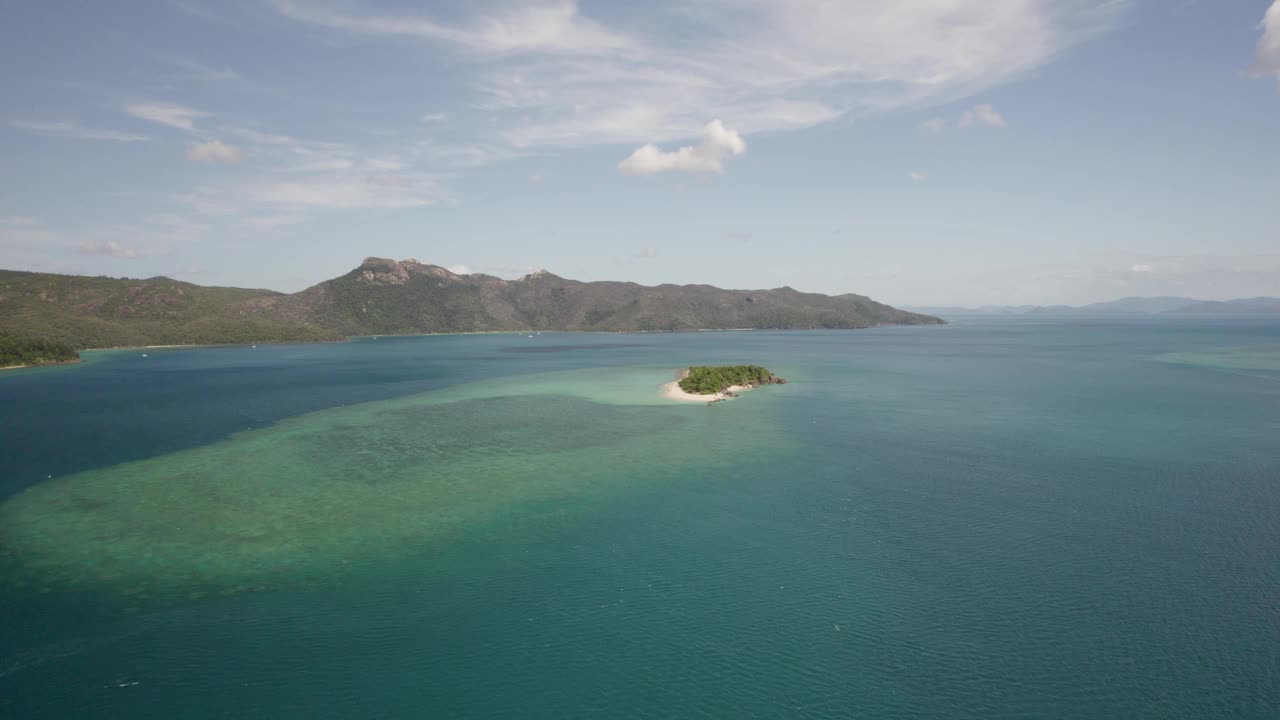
top-left (661, 369), bottom-right (749, 402)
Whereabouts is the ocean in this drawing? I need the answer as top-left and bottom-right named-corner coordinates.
top-left (1, 318), bottom-right (1277, 718)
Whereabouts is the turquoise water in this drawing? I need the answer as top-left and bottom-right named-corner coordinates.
top-left (2, 320), bottom-right (1278, 718)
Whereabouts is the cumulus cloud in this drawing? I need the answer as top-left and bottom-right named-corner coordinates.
top-left (618, 119), bottom-right (745, 175)
top-left (958, 104), bottom-right (1007, 128)
top-left (446, 264), bottom-right (472, 274)
top-left (127, 102), bottom-right (209, 130)
top-left (188, 140), bottom-right (243, 163)
top-left (11, 120), bottom-right (150, 143)
top-left (79, 240), bottom-right (142, 258)
top-left (1253, 1), bottom-right (1280, 85)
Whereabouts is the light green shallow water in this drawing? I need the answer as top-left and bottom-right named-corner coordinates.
top-left (0, 367), bottom-right (783, 595)
top-left (1158, 344), bottom-right (1280, 371)
top-left (2, 323), bottom-right (1278, 719)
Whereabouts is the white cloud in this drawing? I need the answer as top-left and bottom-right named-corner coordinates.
top-left (222, 126), bottom-right (296, 145)
top-left (446, 264), bottom-right (472, 274)
top-left (127, 102), bottom-right (209, 130)
top-left (0, 216), bottom-right (59, 247)
top-left (273, 1), bottom-right (1126, 149)
top-left (270, 0), bottom-right (629, 55)
top-left (900, 254), bottom-right (1280, 307)
top-left (919, 117), bottom-right (946, 134)
top-left (411, 140), bottom-right (529, 168)
top-left (188, 140), bottom-right (244, 163)
top-left (618, 119), bottom-right (745, 175)
top-left (149, 52), bottom-right (240, 82)
top-left (367, 173), bottom-right (413, 188)
top-left (421, 113), bottom-right (449, 122)
top-left (634, 247), bottom-right (657, 259)
top-left (252, 178), bottom-right (437, 209)
top-left (910, 171), bottom-right (927, 182)
top-left (243, 214), bottom-right (307, 229)
top-left (958, 103), bottom-right (1007, 128)
top-left (79, 240), bottom-right (141, 258)
top-left (1253, 1), bottom-right (1280, 85)
top-left (11, 120), bottom-right (150, 142)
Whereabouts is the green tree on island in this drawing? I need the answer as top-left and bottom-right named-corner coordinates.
top-left (678, 365), bottom-right (783, 395)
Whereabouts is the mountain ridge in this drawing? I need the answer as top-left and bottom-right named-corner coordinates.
top-left (0, 258), bottom-right (943, 350)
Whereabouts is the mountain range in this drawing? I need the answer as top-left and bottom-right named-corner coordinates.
top-left (907, 296), bottom-right (1280, 318)
top-left (0, 258), bottom-right (943, 350)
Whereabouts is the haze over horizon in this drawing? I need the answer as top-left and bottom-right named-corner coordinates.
top-left (3, 1), bottom-right (1279, 307)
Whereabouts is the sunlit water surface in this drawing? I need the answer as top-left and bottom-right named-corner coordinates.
top-left (2, 319), bottom-right (1277, 718)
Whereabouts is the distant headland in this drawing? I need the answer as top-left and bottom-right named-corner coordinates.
top-left (0, 259), bottom-right (942, 366)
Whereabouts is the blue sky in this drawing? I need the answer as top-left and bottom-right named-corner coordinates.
top-left (2, 0), bottom-right (1278, 306)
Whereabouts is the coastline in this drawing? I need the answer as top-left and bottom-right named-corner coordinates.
top-left (661, 369), bottom-right (750, 403)
top-left (0, 358), bottom-right (82, 372)
top-left (80, 324), bottom-right (935, 352)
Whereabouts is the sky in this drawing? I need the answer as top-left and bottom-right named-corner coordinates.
top-left (1, 0), bottom-right (1278, 307)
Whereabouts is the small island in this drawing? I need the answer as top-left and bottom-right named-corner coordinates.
top-left (0, 334), bottom-right (80, 370)
top-left (663, 365), bottom-right (787, 403)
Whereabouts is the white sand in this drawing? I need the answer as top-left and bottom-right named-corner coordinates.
top-left (660, 369), bottom-right (749, 403)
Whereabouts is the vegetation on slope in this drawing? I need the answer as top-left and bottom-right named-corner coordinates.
top-left (0, 259), bottom-right (944, 350)
top-left (0, 270), bottom-right (340, 349)
top-left (678, 365), bottom-right (785, 395)
top-left (0, 334), bottom-right (79, 367)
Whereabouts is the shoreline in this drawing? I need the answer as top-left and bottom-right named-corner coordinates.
top-left (661, 369), bottom-right (750, 403)
top-left (78, 324), bottom-right (936, 353)
top-left (0, 358), bottom-right (82, 372)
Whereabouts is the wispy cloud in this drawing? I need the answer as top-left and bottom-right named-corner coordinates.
top-left (271, 0), bottom-right (1125, 150)
top-left (1253, 1), bottom-right (1280, 87)
top-left (245, 176), bottom-right (441, 210)
top-left (79, 240), bottom-right (142, 259)
top-left (149, 52), bottom-right (240, 82)
top-left (270, 0), bottom-right (630, 55)
top-left (919, 117), bottom-right (947, 134)
top-left (0, 216), bottom-right (60, 247)
top-left (958, 103), bottom-right (1007, 128)
top-left (618, 119), bottom-right (744, 175)
top-left (11, 120), bottom-right (150, 142)
top-left (127, 102), bottom-right (209, 130)
top-left (910, 171), bottom-right (927, 182)
top-left (188, 140), bottom-right (244, 163)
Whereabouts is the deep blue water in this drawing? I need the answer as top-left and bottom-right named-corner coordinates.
top-left (2, 318), bottom-right (1278, 718)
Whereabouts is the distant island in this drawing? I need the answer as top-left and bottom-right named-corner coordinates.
top-left (0, 334), bottom-right (79, 370)
top-left (0, 258), bottom-right (943, 363)
top-left (664, 365), bottom-right (787, 403)
top-left (906, 295), bottom-right (1280, 318)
